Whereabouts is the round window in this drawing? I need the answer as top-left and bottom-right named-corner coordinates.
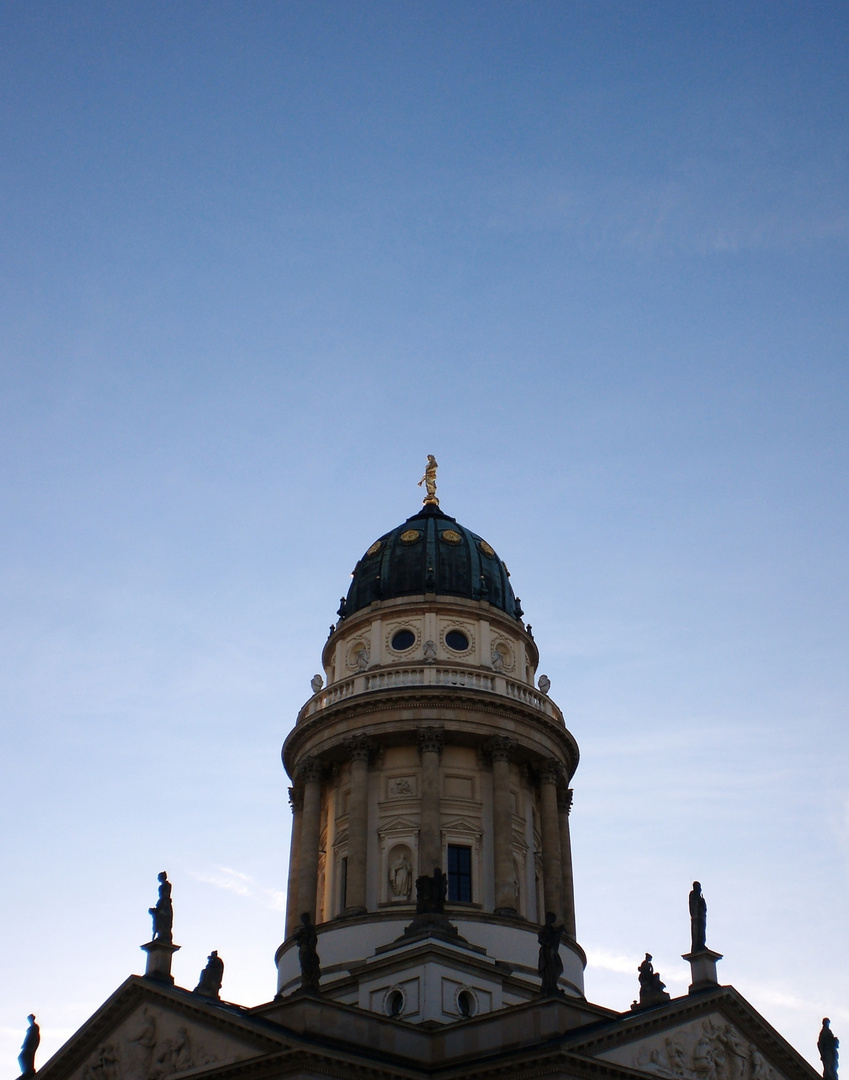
top-left (387, 989), bottom-right (404, 1017)
top-left (457, 990), bottom-right (475, 1017)
top-left (445, 630), bottom-right (469, 652)
top-left (391, 629), bottom-right (416, 651)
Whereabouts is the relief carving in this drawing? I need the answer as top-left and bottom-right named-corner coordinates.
top-left (632, 1020), bottom-right (778, 1080)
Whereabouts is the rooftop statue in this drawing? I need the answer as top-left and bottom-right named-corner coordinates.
top-left (417, 455), bottom-right (439, 506)
top-left (637, 953), bottom-right (670, 1007)
top-left (689, 881), bottom-right (707, 953)
top-left (537, 912), bottom-right (565, 995)
top-left (149, 871), bottom-right (173, 944)
top-left (819, 1018), bottom-right (839, 1080)
top-left (19, 1014), bottom-right (40, 1078)
top-left (295, 912), bottom-right (321, 993)
top-left (194, 950), bottom-right (224, 1000)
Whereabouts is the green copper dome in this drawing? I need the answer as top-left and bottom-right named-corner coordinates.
top-left (340, 504), bottom-right (522, 620)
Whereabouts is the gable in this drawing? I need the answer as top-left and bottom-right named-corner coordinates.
top-left (39, 980), bottom-right (282, 1080)
top-left (596, 1013), bottom-right (788, 1080)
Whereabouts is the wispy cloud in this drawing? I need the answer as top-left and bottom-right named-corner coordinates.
top-left (191, 866), bottom-right (286, 911)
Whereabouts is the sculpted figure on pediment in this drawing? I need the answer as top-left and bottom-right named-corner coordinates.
top-left (126, 1009), bottom-right (157, 1078)
top-left (632, 1020), bottom-right (763, 1080)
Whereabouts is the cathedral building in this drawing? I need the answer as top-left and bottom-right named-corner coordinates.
top-left (29, 470), bottom-right (825, 1080)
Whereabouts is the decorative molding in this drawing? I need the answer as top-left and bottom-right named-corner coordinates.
top-left (417, 725), bottom-right (444, 757)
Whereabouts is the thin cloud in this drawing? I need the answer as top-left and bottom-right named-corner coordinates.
top-left (191, 866), bottom-right (286, 911)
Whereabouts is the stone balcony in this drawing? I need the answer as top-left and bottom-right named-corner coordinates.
top-left (297, 665), bottom-right (563, 725)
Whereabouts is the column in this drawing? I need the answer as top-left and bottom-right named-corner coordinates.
top-left (539, 759), bottom-right (563, 921)
top-left (285, 786), bottom-right (304, 938)
top-left (417, 726), bottom-right (444, 872)
top-left (296, 757), bottom-right (324, 924)
top-left (489, 736), bottom-right (517, 914)
top-left (557, 786), bottom-right (577, 938)
top-left (344, 738), bottom-right (372, 914)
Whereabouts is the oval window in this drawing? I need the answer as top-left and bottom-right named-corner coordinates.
top-left (387, 989), bottom-right (404, 1017)
top-left (445, 630), bottom-right (469, 651)
top-left (391, 629), bottom-right (416, 651)
top-left (457, 990), bottom-right (475, 1017)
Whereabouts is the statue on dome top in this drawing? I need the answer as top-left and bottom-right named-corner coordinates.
top-left (418, 455), bottom-right (439, 505)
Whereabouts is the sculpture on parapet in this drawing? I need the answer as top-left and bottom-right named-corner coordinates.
top-left (194, 950), bottom-right (224, 1000)
top-left (819, 1018), bottom-right (839, 1080)
top-left (636, 953), bottom-right (670, 1007)
top-left (19, 1014), bottom-right (40, 1078)
top-left (415, 867), bottom-right (447, 914)
top-left (295, 912), bottom-right (321, 993)
top-left (149, 871), bottom-right (173, 943)
top-left (689, 881), bottom-right (707, 952)
top-left (417, 455), bottom-right (439, 506)
top-left (537, 912), bottom-right (565, 995)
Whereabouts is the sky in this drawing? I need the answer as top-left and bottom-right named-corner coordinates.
top-left (1, 0), bottom-right (847, 1072)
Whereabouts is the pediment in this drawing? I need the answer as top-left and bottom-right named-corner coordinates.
top-left (39, 978), bottom-right (283, 1080)
top-left (377, 816), bottom-right (419, 835)
top-left (573, 990), bottom-right (818, 1080)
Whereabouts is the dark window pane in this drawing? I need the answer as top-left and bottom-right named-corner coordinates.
top-left (447, 844), bottom-right (472, 902)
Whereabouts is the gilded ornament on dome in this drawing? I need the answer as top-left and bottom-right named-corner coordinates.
top-left (399, 529), bottom-right (421, 544)
top-left (478, 540), bottom-right (495, 557)
top-left (440, 529), bottom-right (462, 544)
top-left (366, 540), bottom-right (383, 557)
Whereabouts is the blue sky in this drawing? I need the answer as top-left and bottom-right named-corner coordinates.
top-left (1, 2), bottom-right (847, 1071)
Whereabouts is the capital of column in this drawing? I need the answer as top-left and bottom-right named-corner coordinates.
top-left (417, 725), bottom-right (444, 758)
top-left (288, 786), bottom-right (304, 812)
top-left (557, 787), bottom-right (574, 815)
top-left (345, 735), bottom-right (375, 763)
top-left (485, 735), bottom-right (516, 764)
top-left (539, 758), bottom-right (564, 785)
top-left (298, 756), bottom-right (324, 784)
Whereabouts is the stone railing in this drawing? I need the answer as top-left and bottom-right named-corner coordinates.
top-left (299, 666), bottom-right (561, 723)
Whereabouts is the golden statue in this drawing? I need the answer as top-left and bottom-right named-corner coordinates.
top-left (417, 455), bottom-right (439, 505)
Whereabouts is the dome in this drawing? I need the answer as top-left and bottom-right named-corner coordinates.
top-left (341, 503), bottom-right (521, 619)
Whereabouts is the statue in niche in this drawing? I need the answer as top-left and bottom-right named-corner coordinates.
top-left (18, 1015), bottom-right (40, 1078)
top-left (295, 912), bottom-right (321, 992)
top-left (149, 872), bottom-right (173, 943)
top-left (819, 1019), bottom-right (839, 1080)
top-left (417, 455), bottom-right (439, 504)
top-left (389, 854), bottom-right (412, 899)
top-left (689, 880), bottom-right (707, 952)
top-left (423, 639), bottom-right (437, 664)
top-left (355, 646), bottom-right (369, 672)
top-left (537, 911), bottom-right (565, 995)
top-left (491, 646), bottom-right (504, 672)
top-left (310, 674), bottom-right (323, 693)
top-left (194, 950), bottom-right (224, 999)
top-left (636, 953), bottom-right (670, 1006)
top-left (538, 674), bottom-right (551, 695)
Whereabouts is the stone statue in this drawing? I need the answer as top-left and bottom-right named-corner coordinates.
top-left (355, 646), bottom-right (369, 672)
top-left (310, 674), bottom-right (323, 694)
top-left (194, 950), bottom-right (224, 999)
top-left (19, 1014), bottom-right (40, 1078)
top-left (415, 867), bottom-right (447, 914)
top-left (389, 855), bottom-right (412, 898)
top-left (689, 880), bottom-right (707, 952)
top-left (819, 1018), bottom-right (839, 1080)
top-left (423, 639), bottom-right (437, 664)
top-left (417, 455), bottom-right (439, 505)
top-left (538, 674), bottom-right (551, 695)
top-left (295, 912), bottom-right (321, 992)
top-left (637, 953), bottom-right (670, 1006)
top-left (537, 912), bottom-right (564, 995)
top-left (149, 872), bottom-right (173, 943)
top-left (491, 646), bottom-right (504, 672)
